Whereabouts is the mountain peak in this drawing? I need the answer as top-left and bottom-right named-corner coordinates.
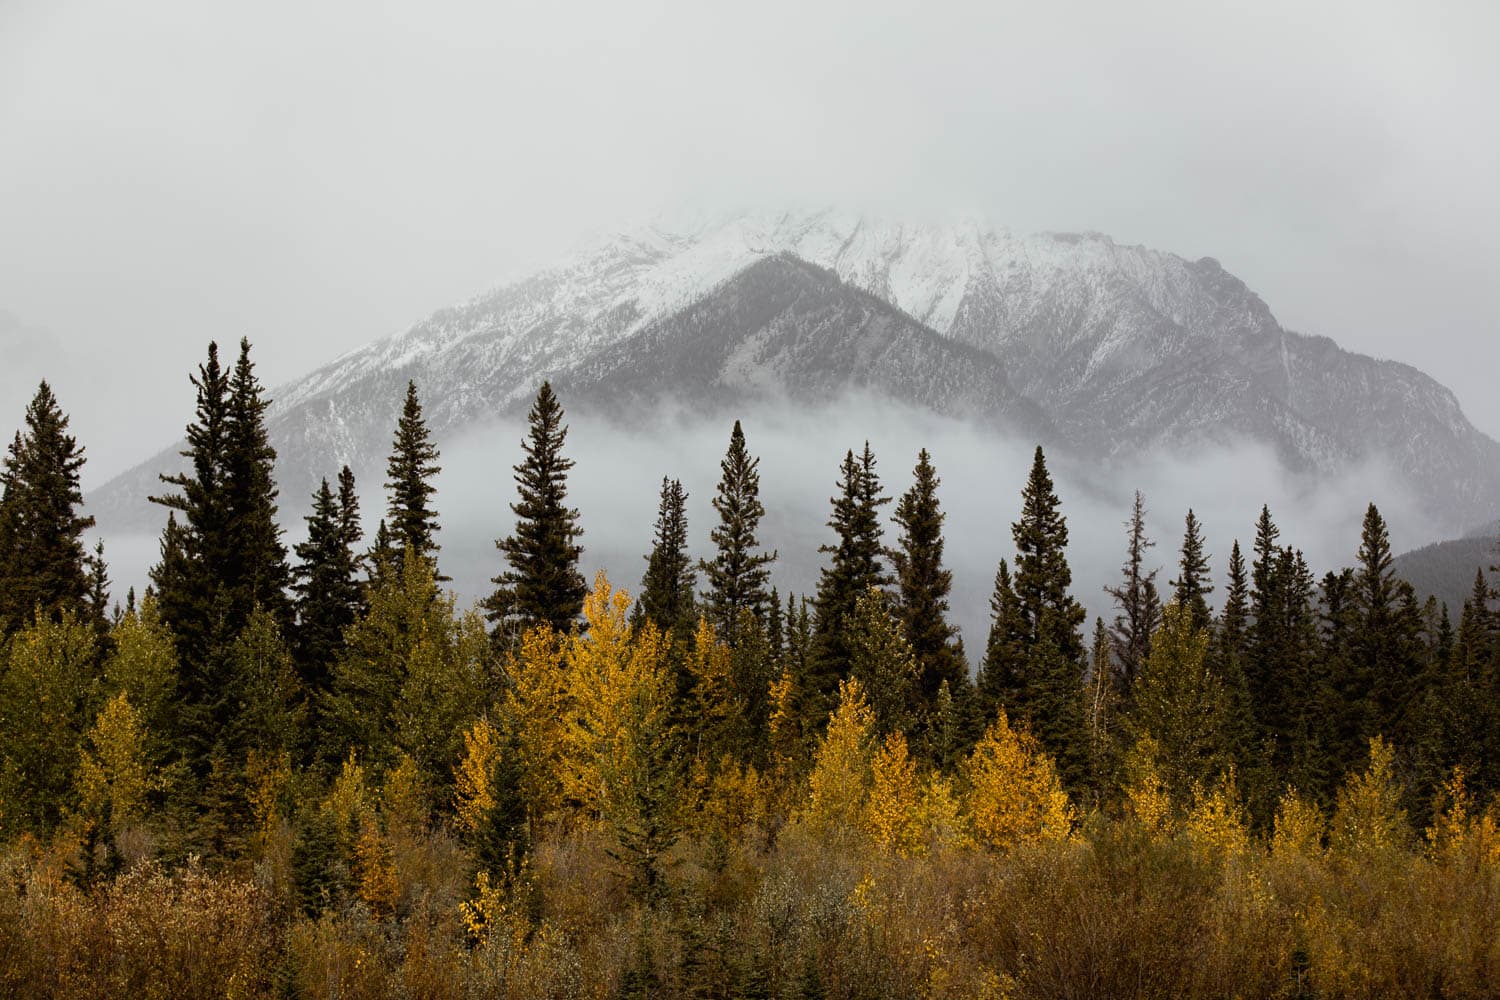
top-left (91, 209), bottom-right (1500, 539)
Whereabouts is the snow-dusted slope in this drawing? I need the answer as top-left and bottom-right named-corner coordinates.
top-left (92, 209), bottom-right (1500, 535)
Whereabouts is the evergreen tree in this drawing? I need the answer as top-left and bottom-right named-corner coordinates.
top-left (1352, 503), bottom-right (1420, 743)
top-left (889, 448), bottom-right (965, 711)
top-left (222, 338), bottom-right (291, 627)
top-left (976, 560), bottom-right (1025, 725)
top-left (637, 476), bottom-right (695, 637)
top-left (1215, 540), bottom-right (1250, 670)
top-left (1105, 491), bottom-right (1161, 694)
top-left (698, 421), bottom-right (776, 647)
top-left (846, 587), bottom-right (918, 736)
top-left (83, 541), bottom-right (111, 638)
top-left (0, 381), bottom-right (95, 635)
top-left (1006, 446), bottom-right (1088, 784)
top-left (1083, 616), bottom-right (1120, 806)
top-left (292, 469), bottom-right (365, 700)
top-left (810, 444), bottom-right (891, 717)
top-left (385, 380), bottom-right (442, 574)
top-left (1171, 509), bottom-right (1213, 632)
top-left (486, 381), bottom-right (587, 639)
top-left (366, 518), bottom-right (396, 585)
top-left (1245, 506), bottom-right (1283, 738)
top-left (150, 342), bottom-right (236, 770)
top-left (1127, 602), bottom-right (1229, 805)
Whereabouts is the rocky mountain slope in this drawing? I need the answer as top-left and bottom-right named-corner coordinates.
top-left (91, 209), bottom-right (1500, 539)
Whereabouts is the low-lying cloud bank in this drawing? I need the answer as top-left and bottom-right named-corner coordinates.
top-left (95, 397), bottom-right (1431, 658)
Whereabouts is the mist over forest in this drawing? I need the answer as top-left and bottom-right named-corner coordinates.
top-left (94, 392), bottom-right (1428, 657)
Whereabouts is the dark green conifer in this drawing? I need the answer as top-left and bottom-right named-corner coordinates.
top-left (486, 381), bottom-right (586, 639)
top-left (809, 443), bottom-right (890, 719)
top-left (698, 421), bottom-right (776, 647)
top-left (1006, 446), bottom-right (1088, 783)
top-left (384, 381), bottom-right (442, 574)
top-left (293, 468), bottom-right (365, 698)
top-left (0, 381), bottom-right (95, 635)
top-left (976, 560), bottom-right (1025, 724)
top-left (1171, 508), bottom-right (1213, 631)
top-left (150, 342), bottom-right (235, 768)
top-left (223, 338), bottom-right (291, 626)
top-left (890, 448), bottom-right (965, 710)
top-left (1105, 491), bottom-right (1161, 693)
top-left (638, 476), bottom-right (695, 636)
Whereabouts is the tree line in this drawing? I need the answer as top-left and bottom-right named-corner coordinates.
top-left (1, 336), bottom-right (1498, 888)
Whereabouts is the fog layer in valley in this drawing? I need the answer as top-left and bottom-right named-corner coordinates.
top-left (95, 396), bottom-right (1426, 657)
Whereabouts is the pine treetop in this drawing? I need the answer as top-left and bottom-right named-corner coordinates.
top-left (385, 380), bottom-right (442, 572)
top-left (488, 381), bottom-right (586, 638)
top-left (698, 420), bottom-right (776, 646)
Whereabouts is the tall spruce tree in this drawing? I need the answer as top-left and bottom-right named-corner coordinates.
top-left (1245, 506), bottom-right (1283, 737)
top-left (1171, 509), bottom-right (1213, 632)
top-left (0, 381), bottom-right (95, 635)
top-left (292, 468), bottom-right (365, 698)
top-left (1352, 503), bottom-right (1420, 744)
top-left (223, 338), bottom-right (290, 626)
top-left (890, 448), bottom-right (965, 710)
top-left (638, 477), bottom-right (695, 637)
top-left (1105, 491), bottom-right (1160, 694)
top-left (698, 420), bottom-right (776, 648)
top-left (385, 381), bottom-right (443, 575)
top-left (976, 560), bottom-right (1025, 725)
top-left (149, 338), bottom-right (290, 775)
top-left (1006, 446), bottom-right (1088, 784)
top-left (486, 381), bottom-right (586, 639)
top-left (150, 342), bottom-right (235, 767)
top-left (809, 443), bottom-right (891, 724)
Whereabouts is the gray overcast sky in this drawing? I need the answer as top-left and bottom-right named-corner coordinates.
top-left (2, 0), bottom-right (1498, 482)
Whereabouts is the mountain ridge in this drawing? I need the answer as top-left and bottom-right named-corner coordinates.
top-left (90, 209), bottom-right (1500, 540)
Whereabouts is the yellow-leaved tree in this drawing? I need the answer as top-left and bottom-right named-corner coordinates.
top-left (502, 624), bottom-right (567, 825)
top-left (563, 572), bottom-right (680, 897)
top-left (866, 730), bottom-right (924, 856)
top-left (1331, 736), bottom-right (1408, 857)
top-left (455, 716), bottom-right (504, 838)
top-left (963, 709), bottom-right (1072, 851)
top-left (1184, 769), bottom-right (1249, 863)
top-left (684, 616), bottom-right (734, 765)
top-left (76, 692), bottom-right (154, 831)
top-left (800, 677), bottom-right (876, 841)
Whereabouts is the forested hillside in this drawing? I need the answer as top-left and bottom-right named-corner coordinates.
top-left (2, 340), bottom-right (1498, 999)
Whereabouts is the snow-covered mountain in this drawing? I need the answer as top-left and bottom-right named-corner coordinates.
top-left (92, 208), bottom-right (1500, 537)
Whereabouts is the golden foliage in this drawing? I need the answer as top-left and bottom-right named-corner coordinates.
top-left (801, 677), bottom-right (876, 839)
top-left (1123, 735), bottom-right (1174, 837)
top-left (244, 749), bottom-right (291, 858)
top-left (323, 751), bottom-right (373, 852)
top-left (381, 752), bottom-right (428, 834)
top-left (503, 624), bottom-right (567, 824)
top-left (76, 692), bottom-right (152, 828)
top-left (920, 774), bottom-right (968, 853)
top-left (866, 731), bottom-right (924, 857)
top-left (767, 667), bottom-right (801, 781)
top-left (1426, 767), bottom-right (1500, 866)
top-left (560, 571), bottom-right (674, 825)
top-left (353, 821), bottom-right (399, 920)
top-left (963, 709), bottom-right (1071, 851)
top-left (1184, 769), bottom-right (1249, 862)
top-left (455, 717), bottom-right (503, 837)
top-left (695, 757), bottom-right (768, 842)
top-left (685, 616), bottom-right (734, 760)
top-left (1271, 788), bottom-right (1326, 863)
top-left (1331, 736), bottom-right (1408, 857)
